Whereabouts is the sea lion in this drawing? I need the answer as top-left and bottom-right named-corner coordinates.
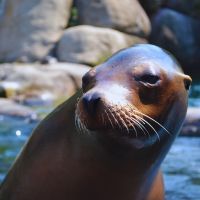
top-left (0, 44), bottom-right (191, 200)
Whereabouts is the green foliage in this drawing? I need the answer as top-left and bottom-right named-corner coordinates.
top-left (68, 7), bottom-right (79, 27)
top-left (92, 52), bottom-right (112, 67)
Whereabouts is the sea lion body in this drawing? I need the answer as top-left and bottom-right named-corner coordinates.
top-left (0, 44), bottom-right (191, 200)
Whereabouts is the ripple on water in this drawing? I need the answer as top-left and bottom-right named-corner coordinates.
top-left (163, 137), bottom-right (200, 200)
top-left (189, 80), bottom-right (200, 107)
top-left (0, 117), bottom-right (200, 200)
top-left (0, 115), bottom-right (38, 182)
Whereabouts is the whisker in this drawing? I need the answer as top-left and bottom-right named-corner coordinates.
top-left (123, 107), bottom-right (149, 137)
top-left (75, 113), bottom-right (81, 133)
top-left (118, 108), bottom-right (138, 137)
top-left (101, 113), bottom-right (106, 126)
top-left (107, 108), bottom-right (122, 130)
top-left (125, 114), bottom-right (150, 138)
top-left (75, 110), bottom-right (91, 135)
top-left (127, 104), bottom-right (171, 136)
top-left (105, 110), bottom-right (114, 129)
top-left (133, 118), bottom-right (150, 138)
top-left (135, 115), bottom-right (160, 141)
top-left (133, 109), bottom-right (171, 136)
top-left (116, 105), bottom-right (130, 134)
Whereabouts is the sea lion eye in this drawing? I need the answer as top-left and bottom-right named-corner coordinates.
top-left (82, 74), bottom-right (90, 92)
top-left (82, 74), bottom-right (89, 86)
top-left (82, 70), bottom-right (96, 92)
top-left (138, 74), bottom-right (160, 85)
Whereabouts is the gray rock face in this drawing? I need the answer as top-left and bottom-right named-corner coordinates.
top-left (74, 0), bottom-right (151, 37)
top-left (0, 0), bottom-right (73, 62)
top-left (57, 25), bottom-right (147, 65)
top-left (0, 63), bottom-right (90, 103)
top-left (0, 98), bottom-right (38, 119)
top-left (150, 9), bottom-right (200, 75)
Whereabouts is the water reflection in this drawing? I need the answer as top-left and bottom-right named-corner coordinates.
top-left (15, 130), bottom-right (22, 137)
top-left (163, 137), bottom-right (200, 200)
top-left (189, 80), bottom-right (200, 107)
top-left (0, 115), bottom-right (38, 182)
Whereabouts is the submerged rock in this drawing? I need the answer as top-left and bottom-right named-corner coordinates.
top-left (0, 0), bottom-right (73, 62)
top-left (181, 107), bottom-right (200, 136)
top-left (57, 25), bottom-right (146, 65)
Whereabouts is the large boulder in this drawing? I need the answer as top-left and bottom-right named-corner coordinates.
top-left (0, 0), bottom-right (72, 62)
top-left (150, 9), bottom-right (200, 76)
top-left (56, 25), bottom-right (147, 65)
top-left (0, 63), bottom-right (90, 104)
top-left (0, 98), bottom-right (38, 120)
top-left (138, 0), bottom-right (164, 16)
top-left (163, 0), bottom-right (200, 18)
top-left (74, 0), bottom-right (151, 37)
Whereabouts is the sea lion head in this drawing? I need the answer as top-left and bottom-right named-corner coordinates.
top-left (75, 44), bottom-right (191, 147)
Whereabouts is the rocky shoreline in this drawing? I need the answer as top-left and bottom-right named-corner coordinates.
top-left (0, 0), bottom-right (199, 74)
top-left (0, 62), bottom-right (199, 137)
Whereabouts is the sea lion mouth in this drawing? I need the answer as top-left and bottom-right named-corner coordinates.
top-left (75, 103), bottom-right (170, 141)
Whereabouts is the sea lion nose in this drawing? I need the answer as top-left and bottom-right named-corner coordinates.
top-left (82, 92), bottom-right (101, 115)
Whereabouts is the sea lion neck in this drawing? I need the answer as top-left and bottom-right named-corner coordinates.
top-left (70, 127), bottom-right (165, 170)
top-left (63, 131), bottom-right (161, 200)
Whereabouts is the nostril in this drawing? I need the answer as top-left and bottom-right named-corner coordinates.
top-left (91, 93), bottom-right (101, 104)
top-left (82, 92), bottom-right (101, 115)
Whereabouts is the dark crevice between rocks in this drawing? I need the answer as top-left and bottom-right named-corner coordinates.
top-left (0, 86), bottom-right (6, 98)
top-left (68, 2), bottom-right (79, 28)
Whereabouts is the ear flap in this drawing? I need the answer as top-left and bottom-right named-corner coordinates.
top-left (183, 75), bottom-right (192, 90)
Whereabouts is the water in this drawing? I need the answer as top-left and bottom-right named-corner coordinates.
top-left (0, 120), bottom-right (200, 200)
top-left (0, 115), bottom-right (38, 182)
top-left (0, 81), bottom-right (200, 199)
top-left (189, 80), bottom-right (200, 107)
top-left (163, 138), bottom-right (200, 200)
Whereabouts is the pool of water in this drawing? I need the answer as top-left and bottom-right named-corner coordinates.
top-left (163, 137), bottom-right (200, 200)
top-left (189, 80), bottom-right (200, 107)
top-left (0, 116), bottom-right (199, 199)
top-left (0, 115), bottom-right (39, 182)
top-left (0, 81), bottom-right (200, 199)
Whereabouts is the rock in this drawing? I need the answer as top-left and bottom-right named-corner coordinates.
top-left (74, 0), bottom-right (151, 37)
top-left (0, 98), bottom-right (38, 120)
top-left (0, 63), bottom-right (90, 104)
top-left (0, 0), bottom-right (73, 62)
top-left (56, 25), bottom-right (147, 65)
top-left (139, 0), bottom-right (200, 18)
top-left (181, 107), bottom-right (200, 136)
top-left (139, 0), bottom-right (164, 16)
top-left (41, 56), bottom-right (58, 65)
top-left (150, 9), bottom-right (200, 76)
top-left (163, 0), bottom-right (200, 18)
